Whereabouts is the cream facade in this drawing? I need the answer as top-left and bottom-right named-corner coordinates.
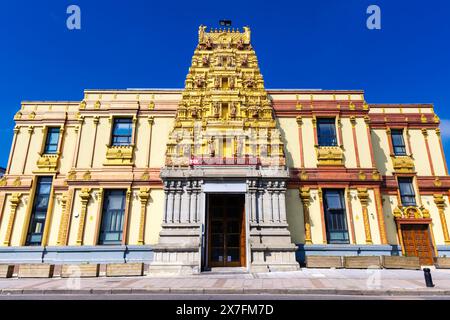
top-left (0, 26), bottom-right (449, 272)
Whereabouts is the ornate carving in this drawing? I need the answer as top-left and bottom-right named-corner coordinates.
top-left (394, 205), bottom-right (431, 220)
top-left (76, 188), bottom-right (91, 245)
top-left (357, 188), bottom-right (373, 244)
top-left (391, 155), bottom-right (415, 173)
top-left (3, 193), bottom-right (22, 246)
top-left (164, 25), bottom-right (285, 167)
top-left (104, 145), bottom-right (134, 166)
top-left (299, 187), bottom-right (312, 244)
top-left (34, 154), bottom-right (59, 173)
top-left (316, 146), bottom-right (344, 166)
top-left (138, 187), bottom-right (151, 245)
top-left (434, 194), bottom-right (450, 244)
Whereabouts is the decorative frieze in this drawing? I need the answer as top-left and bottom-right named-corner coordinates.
top-left (104, 145), bottom-right (134, 166)
top-left (299, 187), bottom-right (312, 244)
top-left (316, 146), bottom-right (344, 166)
top-left (357, 188), bottom-right (373, 244)
top-left (3, 193), bottom-right (22, 246)
top-left (434, 194), bottom-right (450, 244)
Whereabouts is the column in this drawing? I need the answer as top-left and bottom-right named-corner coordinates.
top-left (58, 189), bottom-right (73, 246)
top-left (3, 193), bottom-right (22, 246)
top-left (147, 116), bottom-right (154, 167)
top-left (422, 129), bottom-right (435, 176)
top-left (90, 116), bottom-right (100, 168)
top-left (166, 188), bottom-right (174, 223)
top-left (6, 126), bottom-right (20, 174)
top-left (350, 116), bottom-right (361, 168)
top-left (296, 116), bottom-right (304, 168)
top-left (299, 187), bottom-right (312, 244)
top-left (138, 187), bottom-right (150, 245)
top-left (21, 126), bottom-right (34, 174)
top-left (279, 189), bottom-right (287, 223)
top-left (122, 187), bottom-right (132, 245)
top-left (434, 194), bottom-right (450, 244)
top-left (357, 188), bottom-right (373, 244)
top-left (76, 188), bottom-right (91, 245)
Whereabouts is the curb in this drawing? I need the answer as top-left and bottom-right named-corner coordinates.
top-left (1, 287), bottom-right (449, 296)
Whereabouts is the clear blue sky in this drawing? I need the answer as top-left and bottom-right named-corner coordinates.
top-left (1, 0), bottom-right (450, 168)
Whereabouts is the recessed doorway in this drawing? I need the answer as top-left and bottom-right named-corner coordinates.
top-left (206, 194), bottom-right (246, 268)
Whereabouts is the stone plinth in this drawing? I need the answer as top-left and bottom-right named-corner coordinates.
top-left (18, 264), bottom-right (54, 278)
top-left (0, 265), bottom-right (14, 278)
top-left (344, 256), bottom-right (381, 269)
top-left (61, 264), bottom-right (100, 278)
top-left (306, 256), bottom-right (343, 268)
top-left (106, 263), bottom-right (144, 277)
top-left (435, 257), bottom-right (450, 269)
top-left (382, 256), bottom-right (420, 269)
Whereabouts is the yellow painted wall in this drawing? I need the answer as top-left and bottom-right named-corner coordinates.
top-left (9, 127), bottom-right (28, 174)
top-left (59, 127), bottom-right (77, 174)
top-left (367, 189), bottom-right (381, 244)
top-left (277, 118), bottom-right (300, 168)
top-left (149, 117), bottom-right (174, 168)
top-left (427, 130), bottom-right (447, 175)
top-left (24, 127), bottom-right (44, 174)
top-left (309, 189), bottom-right (323, 244)
top-left (371, 129), bottom-right (393, 175)
top-left (341, 118), bottom-right (357, 168)
top-left (47, 193), bottom-right (63, 246)
top-left (409, 129), bottom-right (431, 176)
top-left (382, 195), bottom-right (400, 245)
top-left (285, 188), bottom-right (304, 244)
top-left (421, 195), bottom-right (448, 245)
top-left (68, 189), bottom-right (82, 245)
top-left (10, 194), bottom-right (29, 246)
top-left (302, 118), bottom-right (317, 168)
top-left (145, 189), bottom-right (165, 245)
top-left (356, 119), bottom-right (373, 168)
top-left (83, 189), bottom-right (101, 245)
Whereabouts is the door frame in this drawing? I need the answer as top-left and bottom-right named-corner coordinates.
top-left (396, 218), bottom-right (436, 264)
top-left (204, 192), bottom-right (247, 270)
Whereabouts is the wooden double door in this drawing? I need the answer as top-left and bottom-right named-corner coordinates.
top-left (207, 194), bottom-right (246, 268)
top-left (401, 224), bottom-right (434, 265)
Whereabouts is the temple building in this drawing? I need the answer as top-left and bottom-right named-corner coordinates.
top-left (0, 26), bottom-right (449, 274)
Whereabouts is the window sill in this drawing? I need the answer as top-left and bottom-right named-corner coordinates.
top-left (104, 145), bottom-right (135, 166)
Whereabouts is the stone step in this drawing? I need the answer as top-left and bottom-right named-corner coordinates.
top-left (382, 256), bottom-right (420, 269)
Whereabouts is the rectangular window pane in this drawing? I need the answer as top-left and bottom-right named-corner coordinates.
top-left (398, 178), bottom-right (416, 206)
top-left (44, 128), bottom-right (60, 154)
top-left (323, 189), bottom-right (349, 244)
top-left (317, 118), bottom-right (337, 146)
top-left (112, 118), bottom-right (132, 146)
top-left (98, 190), bottom-right (126, 245)
top-left (391, 129), bottom-right (407, 156)
top-left (26, 177), bottom-right (53, 246)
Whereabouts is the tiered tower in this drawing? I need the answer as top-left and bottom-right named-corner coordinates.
top-left (165, 25), bottom-right (285, 167)
top-left (150, 26), bottom-right (299, 274)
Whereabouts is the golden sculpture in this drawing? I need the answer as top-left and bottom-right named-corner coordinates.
top-left (164, 26), bottom-right (285, 167)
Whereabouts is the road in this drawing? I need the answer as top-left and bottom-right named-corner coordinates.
top-left (0, 293), bottom-right (449, 300)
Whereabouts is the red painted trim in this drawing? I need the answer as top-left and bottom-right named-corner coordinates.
top-left (351, 123), bottom-right (361, 168)
top-left (297, 125), bottom-right (304, 168)
top-left (366, 123), bottom-right (376, 167)
top-left (423, 132), bottom-right (436, 176)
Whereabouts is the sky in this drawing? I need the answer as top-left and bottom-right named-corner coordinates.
top-left (0, 0), bottom-right (449, 168)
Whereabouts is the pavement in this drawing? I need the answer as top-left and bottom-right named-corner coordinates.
top-left (0, 268), bottom-right (449, 298)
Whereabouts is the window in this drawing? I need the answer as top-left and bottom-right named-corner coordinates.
top-left (26, 177), bottom-right (53, 246)
top-left (44, 127), bottom-right (60, 154)
top-left (317, 118), bottom-right (338, 147)
top-left (398, 177), bottom-right (416, 206)
top-left (98, 190), bottom-right (126, 245)
top-left (323, 189), bottom-right (349, 244)
top-left (391, 129), bottom-right (407, 156)
top-left (111, 118), bottom-right (132, 146)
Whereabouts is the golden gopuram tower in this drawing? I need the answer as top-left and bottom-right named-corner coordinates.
top-left (150, 26), bottom-right (299, 274)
